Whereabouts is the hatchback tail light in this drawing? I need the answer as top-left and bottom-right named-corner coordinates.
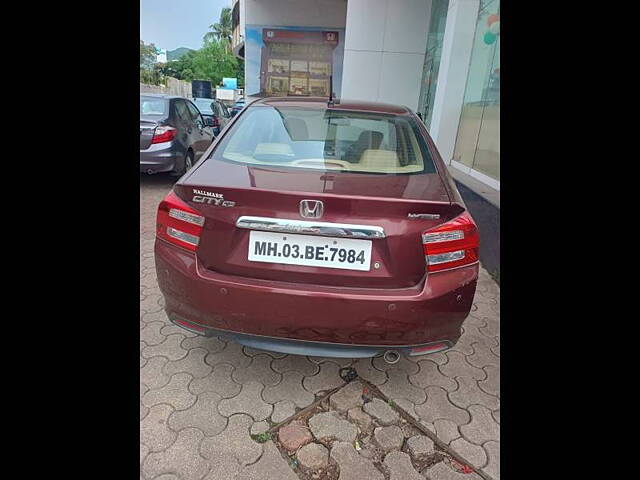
top-left (212, 116), bottom-right (220, 127)
top-left (151, 126), bottom-right (177, 144)
top-left (156, 191), bottom-right (205, 251)
top-left (422, 211), bottom-right (479, 272)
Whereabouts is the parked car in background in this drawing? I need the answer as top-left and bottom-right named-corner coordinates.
top-left (230, 97), bottom-right (245, 117)
top-left (140, 94), bottom-right (215, 176)
top-left (155, 96), bottom-right (480, 362)
top-left (192, 97), bottom-right (232, 136)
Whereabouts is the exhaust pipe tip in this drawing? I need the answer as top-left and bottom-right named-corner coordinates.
top-left (383, 350), bottom-right (401, 365)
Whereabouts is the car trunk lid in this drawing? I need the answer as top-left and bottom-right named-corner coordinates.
top-left (174, 161), bottom-right (462, 289)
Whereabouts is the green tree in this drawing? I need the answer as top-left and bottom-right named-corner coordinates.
top-left (140, 40), bottom-right (157, 69)
top-left (203, 7), bottom-right (232, 46)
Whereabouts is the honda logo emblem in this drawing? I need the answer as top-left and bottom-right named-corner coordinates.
top-left (299, 200), bottom-right (324, 219)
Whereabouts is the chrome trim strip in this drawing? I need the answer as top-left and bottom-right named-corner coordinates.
top-left (236, 216), bottom-right (385, 239)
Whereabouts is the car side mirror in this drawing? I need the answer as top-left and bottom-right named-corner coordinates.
top-left (203, 117), bottom-right (215, 127)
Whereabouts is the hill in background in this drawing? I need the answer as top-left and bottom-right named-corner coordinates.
top-left (167, 47), bottom-right (193, 61)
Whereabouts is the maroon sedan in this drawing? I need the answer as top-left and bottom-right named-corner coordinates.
top-left (154, 97), bottom-right (479, 363)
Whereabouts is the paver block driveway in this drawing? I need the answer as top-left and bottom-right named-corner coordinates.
top-left (140, 175), bottom-right (500, 480)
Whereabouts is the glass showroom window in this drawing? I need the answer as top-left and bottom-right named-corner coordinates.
top-left (452, 0), bottom-right (500, 185)
top-left (418, 0), bottom-right (449, 129)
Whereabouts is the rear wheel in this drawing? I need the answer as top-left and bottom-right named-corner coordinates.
top-left (171, 150), bottom-right (193, 177)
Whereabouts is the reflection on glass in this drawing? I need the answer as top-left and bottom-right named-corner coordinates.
top-left (418, 0), bottom-right (449, 129)
top-left (452, 0), bottom-right (500, 181)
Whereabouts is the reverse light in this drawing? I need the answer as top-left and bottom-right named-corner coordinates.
top-left (156, 191), bottom-right (205, 251)
top-left (422, 211), bottom-right (479, 272)
top-left (151, 126), bottom-right (177, 144)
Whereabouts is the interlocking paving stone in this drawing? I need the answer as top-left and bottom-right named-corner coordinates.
top-left (330, 441), bottom-right (384, 480)
top-left (271, 399), bottom-right (296, 424)
top-left (347, 406), bottom-right (372, 430)
top-left (491, 343), bottom-right (500, 357)
top-left (236, 440), bottom-right (298, 480)
top-left (414, 387), bottom-right (470, 426)
top-left (140, 443), bottom-right (149, 466)
top-left (181, 334), bottom-right (226, 353)
top-left (363, 398), bottom-right (399, 426)
top-left (374, 425), bottom-right (404, 452)
top-left (467, 342), bottom-right (500, 369)
top-left (308, 356), bottom-right (354, 367)
top-left (140, 356), bottom-right (170, 390)
top-left (250, 421), bottom-right (269, 435)
top-left (426, 461), bottom-right (483, 480)
top-left (201, 414), bottom-right (262, 466)
top-left (140, 404), bottom-right (177, 452)
top-left (308, 411), bottom-right (358, 443)
top-left (492, 409), bottom-right (500, 424)
top-left (483, 440), bottom-right (500, 479)
top-left (479, 314), bottom-right (500, 339)
top-left (460, 405), bottom-right (500, 445)
top-left (379, 369), bottom-right (427, 404)
top-left (353, 358), bottom-right (388, 385)
top-left (383, 450), bottom-right (424, 480)
top-left (163, 347), bottom-right (212, 379)
top-left (440, 352), bottom-right (486, 381)
top-left (302, 361), bottom-right (345, 394)
top-left (140, 294), bottom-right (164, 314)
top-left (189, 364), bottom-right (242, 398)
top-left (271, 355), bottom-right (319, 376)
top-left (450, 437), bottom-right (487, 469)
top-left (406, 434), bottom-right (435, 459)
top-left (479, 365), bottom-right (499, 398)
top-left (143, 428), bottom-right (210, 480)
top-left (160, 322), bottom-right (198, 338)
top-left (433, 419), bottom-right (462, 445)
top-left (243, 346), bottom-right (287, 358)
top-left (232, 353), bottom-right (281, 386)
top-left (168, 391), bottom-right (227, 436)
top-left (142, 334), bottom-right (188, 361)
top-left (393, 397), bottom-right (420, 420)
top-left (142, 373), bottom-right (197, 411)
top-left (372, 354), bottom-right (420, 375)
top-left (449, 376), bottom-right (499, 411)
top-left (140, 321), bottom-right (166, 346)
top-left (140, 309), bottom-right (168, 325)
top-left (297, 442), bottom-right (329, 469)
top-left (205, 340), bottom-right (251, 368)
top-left (263, 371), bottom-right (315, 408)
top-left (329, 379), bottom-right (364, 412)
top-left (140, 399), bottom-right (149, 421)
top-left (409, 358), bottom-right (457, 392)
top-left (218, 381), bottom-right (273, 421)
top-left (279, 420), bottom-right (314, 452)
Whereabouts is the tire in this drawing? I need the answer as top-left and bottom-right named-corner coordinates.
top-left (170, 150), bottom-right (194, 177)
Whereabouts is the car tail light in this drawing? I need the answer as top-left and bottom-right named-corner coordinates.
top-left (212, 116), bottom-right (220, 127)
top-left (156, 191), bottom-right (205, 251)
top-left (422, 211), bottom-right (479, 272)
top-left (151, 126), bottom-right (177, 144)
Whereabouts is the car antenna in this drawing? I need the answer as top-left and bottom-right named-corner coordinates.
top-left (328, 75), bottom-right (334, 107)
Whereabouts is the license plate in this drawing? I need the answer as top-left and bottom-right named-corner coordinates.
top-left (248, 231), bottom-right (372, 271)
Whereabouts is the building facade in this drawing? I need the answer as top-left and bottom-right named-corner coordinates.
top-left (232, 0), bottom-right (500, 274)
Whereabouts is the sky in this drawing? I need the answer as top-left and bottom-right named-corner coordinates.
top-left (140, 0), bottom-right (231, 51)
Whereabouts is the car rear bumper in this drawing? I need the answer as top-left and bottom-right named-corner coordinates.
top-left (140, 142), bottom-right (181, 173)
top-left (154, 239), bottom-right (478, 356)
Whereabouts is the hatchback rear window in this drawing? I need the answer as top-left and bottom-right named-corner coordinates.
top-left (140, 98), bottom-right (167, 116)
top-left (211, 106), bottom-right (436, 174)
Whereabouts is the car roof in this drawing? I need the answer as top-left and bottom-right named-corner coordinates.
top-left (249, 96), bottom-right (411, 115)
top-left (140, 93), bottom-right (183, 100)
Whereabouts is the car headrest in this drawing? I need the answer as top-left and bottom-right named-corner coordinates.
top-left (284, 117), bottom-right (309, 140)
top-left (356, 130), bottom-right (383, 149)
top-left (357, 149), bottom-right (400, 170)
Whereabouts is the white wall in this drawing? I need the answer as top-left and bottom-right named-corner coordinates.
top-left (244, 0), bottom-right (347, 28)
top-left (341, 0), bottom-right (432, 110)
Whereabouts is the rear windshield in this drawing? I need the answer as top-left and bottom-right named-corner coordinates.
top-left (211, 106), bottom-right (436, 174)
top-left (193, 98), bottom-right (214, 115)
top-left (140, 97), bottom-right (167, 116)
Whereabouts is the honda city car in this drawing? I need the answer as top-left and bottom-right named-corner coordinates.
top-left (154, 97), bottom-right (479, 361)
